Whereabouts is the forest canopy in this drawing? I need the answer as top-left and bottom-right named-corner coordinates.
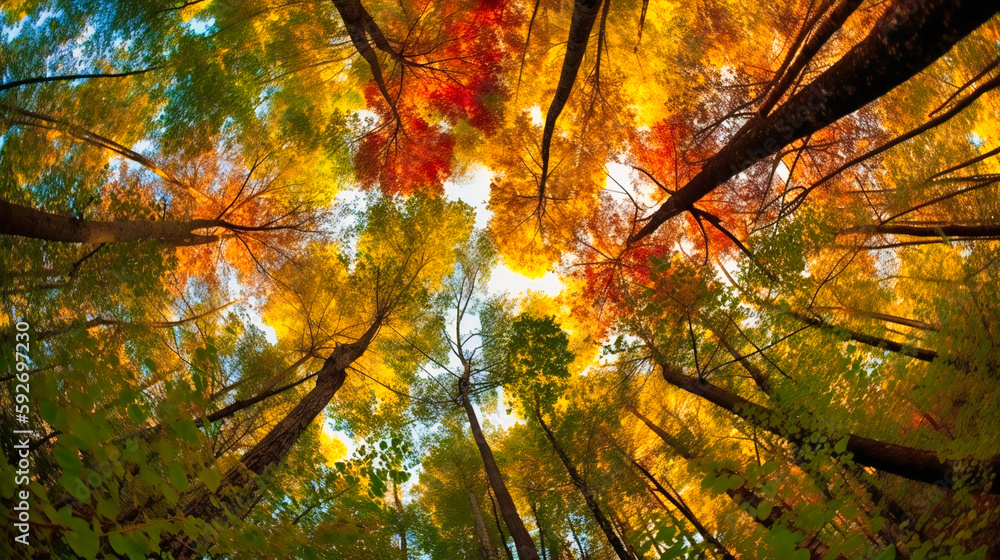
top-left (2, 0), bottom-right (1000, 558)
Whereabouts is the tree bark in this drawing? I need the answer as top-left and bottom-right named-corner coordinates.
top-left (395, 484), bottom-right (408, 560)
top-left (0, 66), bottom-right (162, 93)
top-left (631, 459), bottom-right (736, 560)
top-left (534, 407), bottom-right (634, 560)
top-left (461, 377), bottom-right (541, 560)
top-left (163, 319), bottom-right (382, 557)
top-left (715, 334), bottom-right (772, 393)
top-left (529, 498), bottom-right (548, 560)
top-left (470, 491), bottom-right (499, 560)
top-left (844, 223), bottom-right (1000, 239)
top-left (650, 350), bottom-right (1000, 493)
top-left (626, 406), bottom-right (699, 460)
top-left (1, 199), bottom-right (221, 245)
top-left (810, 305), bottom-right (940, 332)
top-left (631, 0), bottom-right (1000, 243)
top-left (719, 469), bottom-right (848, 560)
top-left (790, 311), bottom-right (940, 362)
top-left (489, 488), bottom-right (516, 560)
top-left (537, 0), bottom-right (603, 198)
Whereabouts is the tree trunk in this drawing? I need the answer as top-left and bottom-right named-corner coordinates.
top-left (1, 199), bottom-right (221, 245)
top-left (530, 499), bottom-right (548, 560)
top-left (810, 305), bottom-right (940, 332)
top-left (566, 513), bottom-right (589, 560)
top-left (790, 311), bottom-right (940, 362)
top-left (534, 407), bottom-right (634, 560)
top-left (844, 223), bottom-right (1000, 239)
top-left (35, 300), bottom-right (237, 341)
top-left (631, 1), bottom-right (1000, 242)
top-left (395, 484), bottom-right (408, 560)
top-left (470, 491), bottom-right (499, 560)
top-left (715, 334), bottom-right (771, 393)
top-left (537, 0), bottom-right (603, 197)
top-left (163, 319), bottom-right (382, 557)
top-left (626, 406), bottom-right (700, 460)
top-left (461, 380), bottom-right (541, 560)
top-left (720, 469), bottom-right (847, 560)
top-left (626, 413), bottom-right (845, 559)
top-left (650, 351), bottom-right (1000, 493)
top-left (631, 459), bottom-right (736, 560)
top-left (489, 488), bottom-right (516, 560)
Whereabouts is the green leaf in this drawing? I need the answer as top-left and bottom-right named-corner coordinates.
top-left (39, 400), bottom-right (61, 425)
top-left (109, 532), bottom-right (130, 555)
top-left (198, 467), bottom-right (222, 493)
top-left (161, 483), bottom-right (179, 505)
top-left (173, 418), bottom-right (200, 445)
top-left (127, 404), bottom-right (147, 424)
top-left (757, 500), bottom-right (774, 520)
top-left (66, 526), bottom-right (100, 558)
top-left (54, 446), bottom-right (83, 477)
top-left (97, 497), bottom-right (120, 519)
top-left (61, 474), bottom-right (90, 502)
top-left (834, 436), bottom-right (850, 454)
top-left (168, 463), bottom-right (188, 491)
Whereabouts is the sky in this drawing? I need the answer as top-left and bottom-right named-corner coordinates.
top-left (316, 165), bottom-right (565, 463)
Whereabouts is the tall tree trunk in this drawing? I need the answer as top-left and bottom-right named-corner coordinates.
top-left (627, 411), bottom-right (849, 559)
top-left (1, 200), bottom-right (221, 245)
top-left (460, 377), bottom-right (541, 560)
top-left (631, 1), bottom-right (1000, 242)
top-left (1, 104), bottom-right (186, 189)
top-left (566, 513), bottom-right (589, 560)
top-left (630, 459), bottom-right (736, 560)
top-left (715, 333), bottom-right (772, 393)
top-left (844, 223), bottom-right (1000, 239)
top-left (470, 490), bottom-right (499, 560)
top-left (489, 487), bottom-right (516, 560)
top-left (162, 319), bottom-right (383, 557)
top-left (648, 349), bottom-right (1000, 493)
top-left (0, 66), bottom-right (162, 93)
top-left (626, 406), bottom-right (700, 460)
top-left (537, 0), bottom-right (603, 197)
top-left (530, 498), bottom-right (548, 560)
top-left (395, 484), bottom-right (408, 560)
top-left (788, 311), bottom-right (939, 362)
top-left (719, 469), bottom-right (849, 560)
top-left (35, 300), bottom-right (238, 342)
top-left (809, 305), bottom-right (940, 332)
top-left (534, 406), bottom-right (634, 560)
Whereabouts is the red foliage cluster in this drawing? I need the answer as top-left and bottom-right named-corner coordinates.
top-left (353, 0), bottom-right (521, 195)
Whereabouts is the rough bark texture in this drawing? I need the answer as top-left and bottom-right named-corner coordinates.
top-left (489, 488), bottom-right (516, 560)
top-left (716, 334), bottom-right (772, 393)
top-left (652, 354), bottom-right (1000, 493)
top-left (757, 0), bottom-right (866, 116)
top-left (790, 311), bottom-right (940, 362)
top-left (535, 407), bottom-right (634, 560)
top-left (537, 0), bottom-right (603, 197)
top-left (461, 378), bottom-right (541, 560)
top-left (1, 200), bottom-right (220, 245)
top-left (165, 320), bottom-right (382, 558)
top-left (627, 406), bottom-right (700, 460)
top-left (846, 223), bottom-right (1000, 239)
top-left (470, 491), bottom-right (499, 560)
top-left (631, 0), bottom-right (1000, 242)
top-left (632, 459), bottom-right (736, 560)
